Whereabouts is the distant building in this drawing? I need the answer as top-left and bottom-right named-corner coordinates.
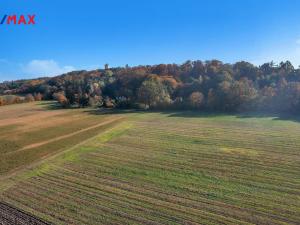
top-left (105, 64), bottom-right (109, 70)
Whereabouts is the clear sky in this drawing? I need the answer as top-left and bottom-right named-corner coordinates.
top-left (1, 0), bottom-right (300, 81)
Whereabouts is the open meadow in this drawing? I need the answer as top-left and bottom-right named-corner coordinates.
top-left (0, 102), bottom-right (123, 176)
top-left (0, 102), bottom-right (300, 224)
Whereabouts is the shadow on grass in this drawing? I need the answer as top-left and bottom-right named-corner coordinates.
top-left (83, 108), bottom-right (228, 118)
top-left (37, 101), bottom-right (65, 110)
top-left (236, 112), bottom-right (300, 123)
top-left (83, 108), bottom-right (143, 116)
top-left (166, 110), bottom-right (300, 122)
top-left (162, 111), bottom-right (229, 118)
top-left (91, 109), bottom-right (300, 123)
top-left (164, 110), bottom-right (300, 123)
top-left (39, 101), bottom-right (300, 123)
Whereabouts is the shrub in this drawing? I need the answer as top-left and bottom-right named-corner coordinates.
top-left (25, 94), bottom-right (35, 102)
top-left (53, 93), bottom-right (69, 107)
top-left (0, 97), bottom-right (5, 106)
top-left (34, 93), bottom-right (43, 101)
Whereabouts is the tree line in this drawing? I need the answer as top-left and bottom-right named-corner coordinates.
top-left (1, 60), bottom-right (300, 113)
top-left (0, 93), bottom-right (42, 106)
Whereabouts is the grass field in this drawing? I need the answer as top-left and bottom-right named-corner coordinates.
top-left (0, 102), bottom-right (123, 175)
top-left (0, 103), bottom-right (300, 224)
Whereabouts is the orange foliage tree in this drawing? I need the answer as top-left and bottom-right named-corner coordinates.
top-left (25, 94), bottom-right (35, 102)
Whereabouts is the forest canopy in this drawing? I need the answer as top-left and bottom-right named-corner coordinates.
top-left (1, 60), bottom-right (300, 113)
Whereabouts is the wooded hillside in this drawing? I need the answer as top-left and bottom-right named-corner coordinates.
top-left (1, 60), bottom-right (300, 113)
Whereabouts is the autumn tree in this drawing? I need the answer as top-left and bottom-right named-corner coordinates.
top-left (34, 93), bottom-right (43, 101)
top-left (25, 94), bottom-right (35, 102)
top-left (88, 95), bottom-right (103, 107)
top-left (78, 93), bottom-right (89, 108)
top-left (277, 82), bottom-right (300, 112)
top-left (5, 95), bottom-right (18, 105)
top-left (137, 75), bottom-right (171, 108)
top-left (227, 78), bottom-right (258, 111)
top-left (189, 92), bottom-right (205, 109)
top-left (53, 93), bottom-right (69, 107)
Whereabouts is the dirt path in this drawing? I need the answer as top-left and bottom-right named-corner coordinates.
top-left (9, 117), bottom-right (124, 154)
top-left (0, 202), bottom-right (50, 225)
top-left (0, 117), bottom-right (126, 191)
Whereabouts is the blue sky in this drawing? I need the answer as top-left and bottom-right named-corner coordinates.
top-left (1, 0), bottom-right (300, 81)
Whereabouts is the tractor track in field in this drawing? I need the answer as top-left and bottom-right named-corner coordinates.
top-left (0, 202), bottom-right (50, 225)
top-left (0, 117), bottom-right (125, 190)
top-left (8, 116), bottom-right (124, 155)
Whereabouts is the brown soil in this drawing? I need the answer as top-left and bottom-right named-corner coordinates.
top-left (0, 202), bottom-right (50, 225)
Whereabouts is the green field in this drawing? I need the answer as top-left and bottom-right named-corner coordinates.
top-left (0, 103), bottom-right (300, 224)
